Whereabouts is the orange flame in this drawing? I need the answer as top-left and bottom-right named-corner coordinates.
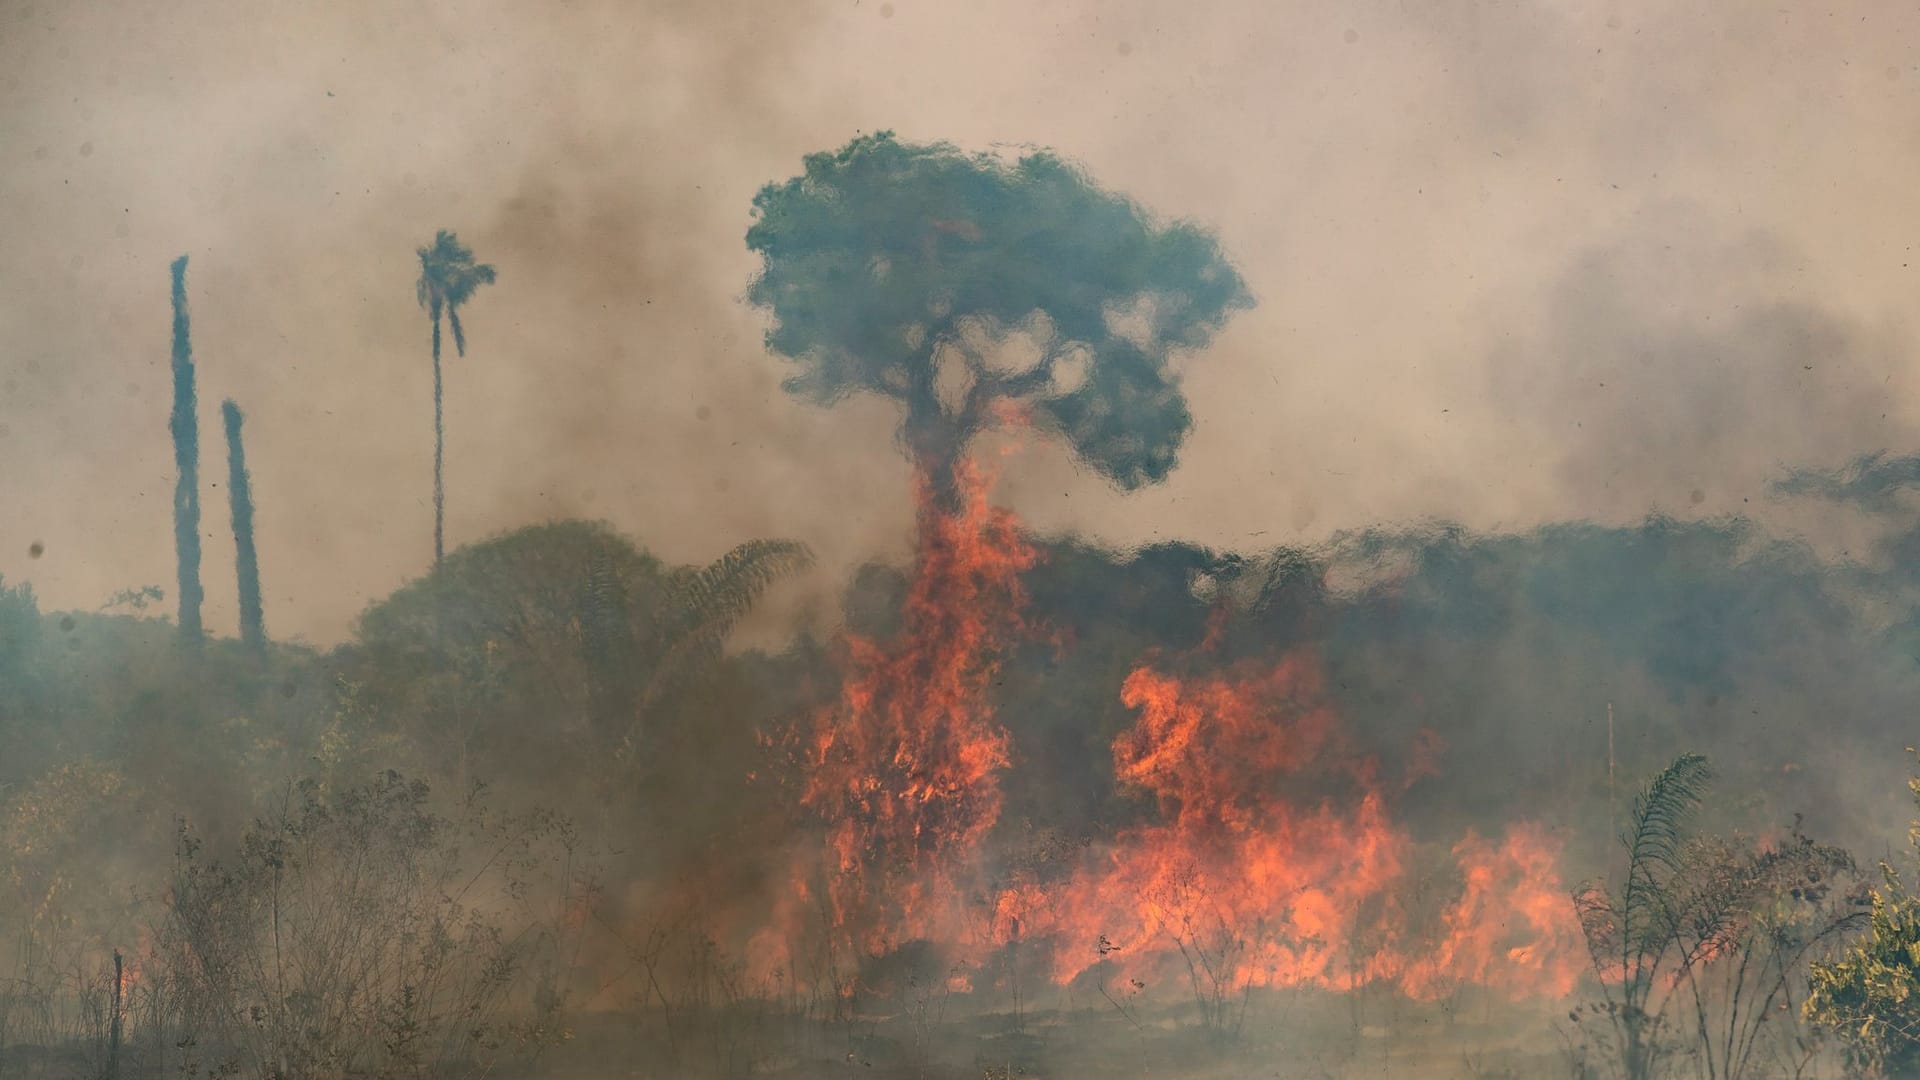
top-left (1398, 825), bottom-right (1584, 1000)
top-left (795, 457), bottom-right (1037, 957)
top-left (752, 465), bottom-right (1584, 1007)
top-left (1016, 656), bottom-right (1406, 991)
top-left (1015, 655), bottom-right (1583, 1001)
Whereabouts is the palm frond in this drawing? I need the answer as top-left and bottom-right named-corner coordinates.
top-left (1620, 752), bottom-right (1713, 959)
top-left (1625, 752), bottom-right (1713, 880)
top-left (676, 539), bottom-right (815, 623)
top-left (1670, 835), bottom-right (1759, 963)
top-left (620, 540), bottom-right (814, 751)
top-left (415, 229), bottom-right (495, 331)
top-left (443, 263), bottom-right (496, 310)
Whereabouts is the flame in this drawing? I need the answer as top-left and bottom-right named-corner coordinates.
top-left (1004, 656), bottom-right (1395, 993)
top-left (749, 462), bottom-right (1584, 1007)
top-left (114, 927), bottom-right (154, 1000)
top-left (795, 456), bottom-right (1036, 957)
top-left (1016, 656), bottom-right (1584, 1001)
top-left (118, 953), bottom-right (143, 997)
top-left (1398, 825), bottom-right (1584, 1000)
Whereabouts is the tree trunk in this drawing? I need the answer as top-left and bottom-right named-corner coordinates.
top-left (432, 310), bottom-right (445, 567)
top-left (168, 255), bottom-right (204, 643)
top-left (902, 371), bottom-right (968, 519)
top-left (107, 951), bottom-right (121, 1080)
top-left (222, 399), bottom-right (266, 652)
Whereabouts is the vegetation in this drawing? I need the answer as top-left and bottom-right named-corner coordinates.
top-left (341, 522), bottom-right (811, 808)
top-left (1568, 754), bottom-right (1866, 1080)
top-left (15, 133), bottom-right (1920, 1079)
top-left (220, 400), bottom-right (265, 653)
top-left (10, 513), bottom-right (1920, 1077)
top-left (746, 131), bottom-right (1250, 508)
top-left (1805, 753), bottom-right (1920, 1076)
top-left (167, 255), bottom-right (203, 644)
top-left (414, 230), bottom-right (496, 567)
top-left (155, 772), bottom-right (584, 1080)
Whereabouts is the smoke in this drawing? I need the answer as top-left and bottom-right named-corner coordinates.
top-left (1779, 451), bottom-right (1920, 515)
top-left (5, 0), bottom-right (1920, 646)
top-left (10, 4), bottom-right (1920, 1067)
top-left (1484, 204), bottom-right (1915, 525)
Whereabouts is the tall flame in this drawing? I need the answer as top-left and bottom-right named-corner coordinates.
top-left (796, 458), bottom-right (1037, 956)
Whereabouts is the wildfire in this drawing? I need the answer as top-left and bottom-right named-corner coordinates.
top-left (1026, 657), bottom-right (1414, 992)
top-left (113, 929), bottom-right (154, 1002)
top-left (1398, 825), bottom-right (1584, 1000)
top-left (1009, 657), bottom-right (1582, 1001)
top-left (752, 455), bottom-right (1584, 1009)
top-left (796, 456), bottom-right (1038, 956)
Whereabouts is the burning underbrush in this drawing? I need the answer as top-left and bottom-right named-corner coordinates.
top-left (721, 459), bottom-right (1585, 1033)
top-left (4, 454), bottom-right (1892, 1078)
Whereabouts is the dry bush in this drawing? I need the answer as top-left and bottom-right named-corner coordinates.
top-left (154, 771), bottom-right (589, 1080)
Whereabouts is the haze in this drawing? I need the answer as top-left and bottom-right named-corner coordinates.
top-left (3, 0), bottom-right (1916, 643)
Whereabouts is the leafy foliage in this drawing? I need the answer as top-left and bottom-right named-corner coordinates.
top-left (0, 575), bottom-right (39, 679)
top-left (415, 228), bottom-right (496, 566)
top-left (347, 522), bottom-right (812, 791)
top-left (1805, 758), bottom-right (1920, 1076)
top-left (415, 229), bottom-right (496, 359)
top-left (746, 132), bottom-right (1251, 491)
top-left (1622, 754), bottom-right (1716, 941)
top-left (1570, 753), bottom-right (1714, 1080)
top-left (1568, 755), bottom-right (1866, 1080)
top-left (621, 537), bottom-right (814, 748)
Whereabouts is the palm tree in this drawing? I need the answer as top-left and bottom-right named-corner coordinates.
top-left (1572, 752), bottom-right (1715, 1080)
top-left (414, 230), bottom-right (496, 567)
top-left (346, 522), bottom-right (813, 825)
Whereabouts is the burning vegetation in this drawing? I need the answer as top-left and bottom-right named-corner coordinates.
top-left (6, 131), bottom-right (1920, 1080)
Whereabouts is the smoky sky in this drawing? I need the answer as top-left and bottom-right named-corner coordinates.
top-left (3, 0), bottom-right (1919, 644)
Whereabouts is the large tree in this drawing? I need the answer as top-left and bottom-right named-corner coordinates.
top-left (347, 521), bottom-right (811, 790)
top-left (414, 231), bottom-right (495, 567)
top-left (745, 132), bottom-right (1251, 509)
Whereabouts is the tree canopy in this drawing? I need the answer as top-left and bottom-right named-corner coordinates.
top-left (415, 229), bottom-right (495, 357)
top-left (746, 132), bottom-right (1252, 494)
top-left (347, 520), bottom-right (812, 784)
